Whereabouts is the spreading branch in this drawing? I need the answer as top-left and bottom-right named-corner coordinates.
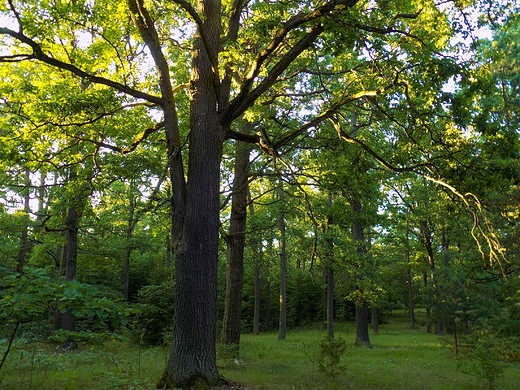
top-left (221, 0), bottom-right (361, 123)
top-left (222, 25), bottom-right (325, 124)
top-left (0, 27), bottom-right (162, 105)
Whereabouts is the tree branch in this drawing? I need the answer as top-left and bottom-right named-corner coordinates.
top-left (333, 117), bottom-right (430, 173)
top-left (274, 90), bottom-right (378, 149)
top-left (0, 27), bottom-right (162, 104)
top-left (222, 24), bottom-right (324, 124)
top-left (221, 0), bottom-right (361, 123)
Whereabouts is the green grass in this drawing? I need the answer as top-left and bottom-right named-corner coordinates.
top-left (1, 315), bottom-right (519, 389)
top-left (0, 341), bottom-right (165, 389)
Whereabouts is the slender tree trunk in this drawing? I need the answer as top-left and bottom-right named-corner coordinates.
top-left (165, 232), bottom-right (172, 267)
top-left (352, 199), bottom-right (371, 346)
top-left (406, 268), bottom-right (416, 329)
top-left (221, 138), bottom-right (251, 351)
top-left (123, 186), bottom-right (136, 301)
top-left (249, 199), bottom-right (262, 336)
top-left (326, 268), bottom-right (334, 339)
top-left (278, 186), bottom-right (287, 341)
top-left (265, 275), bottom-right (271, 332)
top-left (325, 193), bottom-right (335, 339)
top-left (371, 307), bottom-right (379, 335)
top-left (424, 271), bottom-right (432, 333)
top-left (420, 219), bottom-right (444, 335)
top-left (61, 202), bottom-right (80, 350)
top-left (15, 170), bottom-right (31, 273)
top-left (253, 264), bottom-right (261, 335)
top-left (405, 226), bottom-right (416, 328)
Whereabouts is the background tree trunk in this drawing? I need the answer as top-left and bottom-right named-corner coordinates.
top-left (61, 203), bottom-right (80, 350)
top-left (123, 185), bottom-right (136, 301)
top-left (371, 307), bottom-right (379, 335)
top-left (15, 169), bottom-right (31, 273)
top-left (355, 305), bottom-right (371, 346)
top-left (405, 226), bottom-right (416, 328)
top-left (221, 139), bottom-right (251, 352)
top-left (278, 185), bottom-right (287, 341)
top-left (325, 193), bottom-right (335, 339)
top-left (352, 199), bottom-right (371, 346)
top-left (253, 264), bottom-right (261, 335)
top-left (265, 275), bottom-right (271, 333)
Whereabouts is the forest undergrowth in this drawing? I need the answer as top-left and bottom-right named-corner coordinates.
top-left (1, 312), bottom-right (519, 390)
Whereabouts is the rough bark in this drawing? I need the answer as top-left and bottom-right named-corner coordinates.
top-left (159, 0), bottom-right (224, 386)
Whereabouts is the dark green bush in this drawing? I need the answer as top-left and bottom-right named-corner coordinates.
top-left (131, 282), bottom-right (175, 346)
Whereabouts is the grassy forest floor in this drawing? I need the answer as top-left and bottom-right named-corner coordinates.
top-left (1, 312), bottom-right (519, 389)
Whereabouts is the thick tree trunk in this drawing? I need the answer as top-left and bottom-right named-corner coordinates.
top-left (221, 139), bottom-right (251, 352)
top-left (159, 0), bottom-right (224, 386)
